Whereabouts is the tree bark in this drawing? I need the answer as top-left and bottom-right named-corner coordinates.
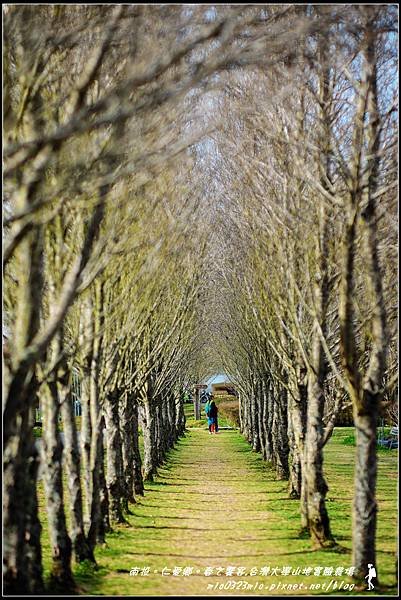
top-left (3, 102), bottom-right (45, 591)
top-left (41, 380), bottom-right (76, 591)
top-left (96, 417), bottom-right (112, 544)
top-left (175, 392), bottom-right (186, 436)
top-left (80, 372), bottom-right (92, 519)
top-left (120, 391), bottom-right (136, 510)
top-left (79, 297), bottom-right (94, 525)
top-left (250, 380), bottom-right (261, 452)
top-left (256, 382), bottom-right (266, 458)
top-left (155, 402), bottom-right (164, 464)
top-left (352, 405), bottom-right (378, 581)
top-left (3, 399), bottom-right (44, 594)
top-left (60, 383), bottom-right (94, 562)
top-left (25, 426), bottom-right (45, 594)
top-left (194, 387), bottom-right (201, 420)
top-left (104, 389), bottom-right (127, 523)
top-left (261, 380), bottom-right (271, 461)
top-left (238, 391), bottom-right (244, 434)
top-left (142, 396), bottom-right (159, 481)
top-left (302, 30), bottom-right (334, 546)
top-left (304, 370), bottom-right (333, 546)
top-left (265, 379), bottom-right (274, 463)
top-left (272, 384), bottom-right (289, 480)
top-left (131, 396), bottom-right (145, 496)
top-left (86, 280), bottom-right (108, 547)
top-left (168, 393), bottom-right (177, 444)
top-left (288, 396), bottom-right (301, 499)
top-left (349, 14), bottom-right (386, 583)
top-left (288, 366), bottom-right (308, 501)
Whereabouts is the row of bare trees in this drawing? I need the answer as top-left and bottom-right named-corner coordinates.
top-left (3, 4), bottom-right (397, 594)
top-left (2, 4), bottom-right (243, 593)
top-left (200, 4), bottom-right (397, 587)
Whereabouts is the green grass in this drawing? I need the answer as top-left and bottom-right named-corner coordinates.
top-left (37, 426), bottom-right (398, 596)
top-left (340, 427), bottom-right (398, 453)
top-left (184, 402), bottom-right (208, 428)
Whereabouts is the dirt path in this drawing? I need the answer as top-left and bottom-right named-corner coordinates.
top-left (79, 428), bottom-right (382, 596)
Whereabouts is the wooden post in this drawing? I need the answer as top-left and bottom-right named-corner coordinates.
top-left (194, 388), bottom-right (200, 421)
top-left (193, 384), bottom-right (207, 420)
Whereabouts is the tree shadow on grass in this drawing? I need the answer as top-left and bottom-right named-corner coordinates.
top-left (132, 524), bottom-right (231, 531)
top-left (134, 503), bottom-right (285, 514)
top-left (127, 513), bottom-right (289, 524)
top-left (123, 550), bottom-right (310, 559)
top-left (144, 489), bottom-right (271, 495)
top-left (151, 481), bottom-right (199, 487)
top-left (72, 563), bottom-right (108, 596)
top-left (147, 480), bottom-right (169, 486)
top-left (154, 475), bottom-right (286, 486)
top-left (134, 505), bottom-right (229, 513)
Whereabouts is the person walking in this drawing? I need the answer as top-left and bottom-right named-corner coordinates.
top-left (208, 397), bottom-right (219, 434)
top-left (204, 397), bottom-right (212, 434)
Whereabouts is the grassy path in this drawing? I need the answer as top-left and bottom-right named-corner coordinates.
top-left (70, 428), bottom-right (397, 596)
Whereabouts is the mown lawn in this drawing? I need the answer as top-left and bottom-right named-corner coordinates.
top-left (37, 425), bottom-right (398, 596)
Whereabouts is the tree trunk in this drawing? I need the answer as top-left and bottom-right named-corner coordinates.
top-left (42, 380), bottom-right (76, 591)
top-left (288, 399), bottom-right (301, 499)
top-left (265, 380), bottom-right (274, 463)
top-left (350, 15), bottom-right (386, 583)
top-left (238, 391), bottom-right (244, 434)
top-left (96, 417), bottom-right (112, 544)
top-left (288, 368), bottom-right (307, 500)
top-left (175, 393), bottom-right (186, 436)
top-left (25, 426), bottom-right (45, 594)
top-left (156, 402), bottom-right (165, 464)
top-left (304, 371), bottom-right (333, 546)
top-left (80, 374), bottom-right (92, 521)
top-left (194, 388), bottom-right (201, 420)
top-left (256, 383), bottom-right (266, 458)
top-left (3, 122), bottom-right (45, 593)
top-left (120, 391), bottom-right (136, 510)
top-left (352, 405), bottom-right (378, 582)
top-left (164, 397), bottom-right (174, 450)
top-left (60, 385), bottom-right (94, 562)
top-left (261, 379), bottom-right (271, 461)
top-left (87, 417), bottom-right (104, 548)
top-left (168, 393), bottom-right (177, 444)
top-left (245, 390), bottom-right (253, 443)
top-left (87, 279), bottom-right (108, 547)
top-left (339, 12), bottom-right (386, 583)
top-left (104, 389), bottom-right (127, 523)
top-left (272, 384), bottom-right (289, 480)
top-left (132, 397), bottom-right (145, 496)
top-left (3, 399), bottom-right (44, 594)
top-left (250, 382), bottom-right (261, 452)
top-left (142, 399), bottom-right (159, 481)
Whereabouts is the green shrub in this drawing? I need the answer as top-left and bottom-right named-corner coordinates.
top-left (218, 397), bottom-right (240, 428)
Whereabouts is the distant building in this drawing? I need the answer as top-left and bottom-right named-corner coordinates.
top-left (211, 382), bottom-right (237, 396)
top-left (203, 373), bottom-right (236, 396)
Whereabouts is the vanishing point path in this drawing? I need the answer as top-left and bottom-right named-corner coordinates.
top-left (74, 428), bottom-right (397, 596)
